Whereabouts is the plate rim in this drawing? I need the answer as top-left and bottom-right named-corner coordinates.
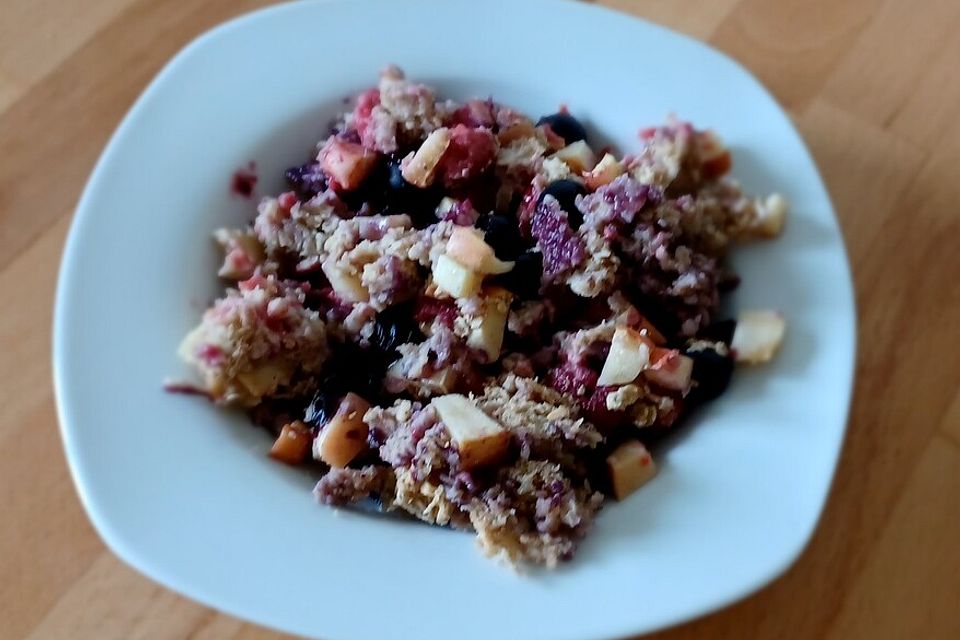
top-left (53, 1), bottom-right (858, 638)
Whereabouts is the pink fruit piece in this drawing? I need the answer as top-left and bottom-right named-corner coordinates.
top-left (530, 196), bottom-right (586, 279)
top-left (448, 99), bottom-right (497, 129)
top-left (438, 125), bottom-right (497, 187)
top-left (318, 137), bottom-right (379, 191)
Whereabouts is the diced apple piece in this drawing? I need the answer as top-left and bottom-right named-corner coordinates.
top-left (314, 393), bottom-right (371, 468)
top-left (553, 140), bottom-right (597, 173)
top-left (635, 314), bottom-right (667, 346)
top-left (597, 326), bottom-right (653, 386)
top-left (431, 394), bottom-right (511, 470)
top-left (401, 127), bottom-right (451, 188)
top-left (731, 310), bottom-right (786, 364)
top-left (445, 227), bottom-right (514, 275)
top-left (321, 259), bottom-right (369, 303)
top-left (432, 254), bottom-right (482, 299)
top-left (607, 440), bottom-right (657, 500)
top-left (318, 138), bottom-right (378, 190)
top-left (643, 348), bottom-right (694, 392)
top-left (697, 130), bottom-right (732, 179)
top-left (215, 230), bottom-right (264, 280)
top-left (435, 196), bottom-right (459, 217)
top-left (496, 121), bottom-right (536, 145)
top-left (236, 360), bottom-right (291, 399)
top-left (466, 287), bottom-right (513, 362)
top-left (748, 193), bottom-right (788, 238)
top-left (269, 421), bottom-right (313, 465)
top-left (421, 367), bottom-right (460, 395)
top-left (584, 153), bottom-right (625, 189)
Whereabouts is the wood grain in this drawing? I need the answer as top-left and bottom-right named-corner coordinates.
top-left (1, 1), bottom-right (958, 638)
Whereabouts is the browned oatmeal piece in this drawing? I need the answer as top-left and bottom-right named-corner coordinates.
top-left (174, 67), bottom-right (788, 568)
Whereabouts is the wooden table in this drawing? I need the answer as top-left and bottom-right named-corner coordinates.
top-left (2, 0), bottom-right (959, 638)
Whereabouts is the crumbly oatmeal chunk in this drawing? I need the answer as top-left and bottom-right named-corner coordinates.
top-left (178, 274), bottom-right (328, 405)
top-left (468, 460), bottom-right (603, 568)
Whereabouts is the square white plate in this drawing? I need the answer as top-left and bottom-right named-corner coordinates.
top-left (53, 1), bottom-right (856, 638)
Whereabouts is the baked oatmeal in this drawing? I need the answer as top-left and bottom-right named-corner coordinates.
top-left (172, 67), bottom-right (787, 568)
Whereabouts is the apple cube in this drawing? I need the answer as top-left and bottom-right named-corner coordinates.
top-left (321, 258), bottom-right (369, 303)
top-left (401, 127), bottom-right (451, 188)
top-left (431, 394), bottom-right (511, 470)
top-left (697, 130), bottom-right (732, 179)
top-left (314, 393), bottom-right (371, 468)
top-left (584, 153), bottom-right (625, 189)
top-left (597, 326), bottom-right (653, 386)
top-left (432, 254), bottom-right (482, 299)
top-left (749, 193), bottom-right (788, 238)
top-left (607, 440), bottom-right (657, 500)
top-left (215, 230), bottom-right (264, 280)
top-left (445, 227), bottom-right (514, 275)
top-left (236, 360), bottom-right (292, 400)
top-left (465, 287), bottom-right (513, 362)
top-left (318, 138), bottom-right (378, 190)
top-left (643, 348), bottom-right (694, 392)
top-left (496, 120), bottom-right (536, 145)
top-left (553, 140), bottom-right (597, 173)
top-left (731, 310), bottom-right (786, 364)
top-left (635, 314), bottom-right (667, 346)
top-left (269, 421), bottom-right (313, 465)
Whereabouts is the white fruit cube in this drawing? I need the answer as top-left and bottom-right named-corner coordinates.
top-left (553, 140), bottom-right (597, 173)
top-left (321, 259), bottom-right (369, 303)
top-left (584, 153), bottom-right (625, 189)
top-left (445, 227), bottom-right (514, 275)
top-left (597, 326), bottom-right (653, 386)
top-left (402, 127), bottom-right (451, 188)
top-left (643, 348), bottom-right (694, 392)
top-left (314, 393), bottom-right (371, 468)
top-left (607, 440), bottom-right (657, 500)
top-left (432, 254), bottom-right (482, 299)
top-left (431, 394), bottom-right (511, 470)
top-left (465, 287), bottom-right (513, 362)
top-left (731, 310), bottom-right (786, 364)
top-left (750, 193), bottom-right (788, 238)
top-left (236, 360), bottom-right (292, 399)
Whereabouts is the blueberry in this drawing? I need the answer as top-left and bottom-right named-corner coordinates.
top-left (700, 319), bottom-right (737, 345)
top-left (371, 301), bottom-right (423, 355)
top-left (303, 388), bottom-right (340, 428)
top-left (536, 112), bottom-right (588, 144)
top-left (387, 159), bottom-right (408, 191)
top-left (382, 158), bottom-right (443, 228)
top-left (538, 179), bottom-right (587, 229)
top-left (684, 345), bottom-right (734, 404)
top-left (477, 213), bottom-right (525, 260)
top-left (285, 162), bottom-right (328, 199)
top-left (495, 250), bottom-right (543, 299)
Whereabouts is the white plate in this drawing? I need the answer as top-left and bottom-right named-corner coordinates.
top-left (53, 1), bottom-right (856, 638)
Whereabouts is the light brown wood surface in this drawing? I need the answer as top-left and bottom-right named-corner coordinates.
top-left (1, 0), bottom-right (958, 638)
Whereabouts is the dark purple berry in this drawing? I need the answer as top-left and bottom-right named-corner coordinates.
top-left (495, 251), bottom-right (543, 299)
top-left (303, 389), bottom-right (340, 428)
top-left (382, 157), bottom-right (443, 228)
top-left (477, 213), bottom-right (525, 260)
top-left (684, 345), bottom-right (734, 404)
top-left (371, 302), bottom-right (423, 355)
top-left (285, 162), bottom-right (328, 199)
top-left (538, 179), bottom-right (586, 229)
top-left (700, 319), bottom-right (737, 344)
top-left (536, 112), bottom-right (588, 144)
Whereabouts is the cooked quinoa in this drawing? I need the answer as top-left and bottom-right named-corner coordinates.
top-left (173, 67), bottom-right (787, 568)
